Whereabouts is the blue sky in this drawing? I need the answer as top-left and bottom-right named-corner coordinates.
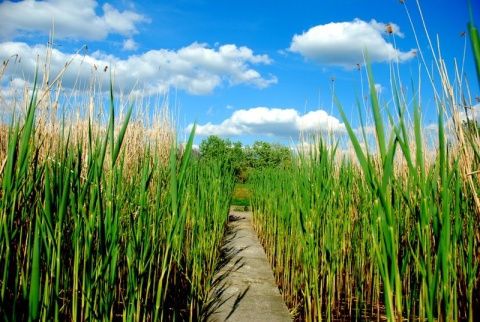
top-left (0, 0), bottom-right (479, 147)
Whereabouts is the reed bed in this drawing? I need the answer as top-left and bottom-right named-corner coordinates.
top-left (251, 93), bottom-right (480, 321)
top-left (0, 53), bottom-right (236, 321)
top-left (250, 9), bottom-right (480, 322)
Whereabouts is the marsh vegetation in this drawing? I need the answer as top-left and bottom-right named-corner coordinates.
top-left (1, 3), bottom-right (479, 321)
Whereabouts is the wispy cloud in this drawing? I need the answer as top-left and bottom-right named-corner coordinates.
top-left (0, 0), bottom-right (150, 41)
top-left (289, 19), bottom-right (416, 69)
top-left (187, 107), bottom-right (346, 139)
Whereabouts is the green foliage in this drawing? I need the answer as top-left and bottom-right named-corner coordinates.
top-left (198, 136), bottom-right (293, 183)
top-left (249, 50), bottom-right (480, 321)
top-left (0, 83), bottom-right (235, 321)
top-left (231, 183), bottom-right (252, 207)
top-left (462, 119), bottom-right (480, 139)
top-left (199, 135), bottom-right (232, 160)
top-left (245, 141), bottom-right (293, 170)
top-left (468, 2), bottom-right (480, 88)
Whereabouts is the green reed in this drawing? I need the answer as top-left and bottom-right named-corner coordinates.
top-left (250, 64), bottom-right (479, 321)
top-left (251, 141), bottom-right (378, 321)
top-left (250, 4), bottom-right (480, 321)
top-left (0, 71), bottom-right (235, 321)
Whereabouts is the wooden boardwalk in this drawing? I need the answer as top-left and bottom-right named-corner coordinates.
top-left (204, 209), bottom-right (292, 322)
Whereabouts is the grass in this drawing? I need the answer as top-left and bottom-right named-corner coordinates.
top-left (230, 183), bottom-right (252, 207)
top-left (249, 3), bottom-right (480, 321)
top-left (250, 101), bottom-right (480, 321)
top-left (0, 45), bottom-right (236, 321)
top-left (1, 2), bottom-right (479, 321)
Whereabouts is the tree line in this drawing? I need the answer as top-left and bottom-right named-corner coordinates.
top-left (195, 135), bottom-right (293, 183)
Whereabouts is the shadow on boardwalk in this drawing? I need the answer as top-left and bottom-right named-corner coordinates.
top-left (203, 210), bottom-right (291, 322)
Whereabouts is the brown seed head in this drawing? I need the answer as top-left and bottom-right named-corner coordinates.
top-left (386, 23), bottom-right (393, 34)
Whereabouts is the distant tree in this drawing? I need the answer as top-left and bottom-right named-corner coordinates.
top-left (270, 142), bottom-right (293, 169)
top-left (198, 137), bottom-right (293, 182)
top-left (245, 141), bottom-right (292, 170)
top-left (229, 141), bottom-right (248, 182)
top-left (199, 135), bottom-right (230, 160)
top-left (198, 136), bottom-right (247, 182)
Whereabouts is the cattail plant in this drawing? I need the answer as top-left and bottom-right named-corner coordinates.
top-left (0, 46), bottom-right (235, 321)
top-left (250, 4), bottom-right (480, 321)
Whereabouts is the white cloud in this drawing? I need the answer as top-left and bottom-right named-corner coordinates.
top-left (122, 38), bottom-right (138, 51)
top-left (0, 41), bottom-right (276, 96)
top-left (374, 83), bottom-right (384, 94)
top-left (289, 19), bottom-right (416, 69)
top-left (188, 107), bottom-right (346, 139)
top-left (425, 123), bottom-right (439, 134)
top-left (0, 76), bottom-right (28, 113)
top-left (0, 0), bottom-right (149, 41)
top-left (459, 103), bottom-right (480, 123)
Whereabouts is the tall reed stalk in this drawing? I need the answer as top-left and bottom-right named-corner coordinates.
top-left (0, 52), bottom-right (235, 321)
top-left (250, 7), bottom-right (480, 320)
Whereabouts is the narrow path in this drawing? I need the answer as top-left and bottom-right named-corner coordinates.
top-left (205, 209), bottom-right (292, 322)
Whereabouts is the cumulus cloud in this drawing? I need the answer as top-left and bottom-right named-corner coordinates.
top-left (0, 76), bottom-right (29, 114)
top-left (289, 19), bottom-right (416, 69)
top-left (122, 38), bottom-right (139, 51)
top-left (0, 41), bottom-right (276, 96)
top-left (0, 0), bottom-right (149, 41)
top-left (459, 103), bottom-right (480, 123)
top-left (187, 107), bottom-right (346, 139)
top-left (425, 123), bottom-right (439, 134)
